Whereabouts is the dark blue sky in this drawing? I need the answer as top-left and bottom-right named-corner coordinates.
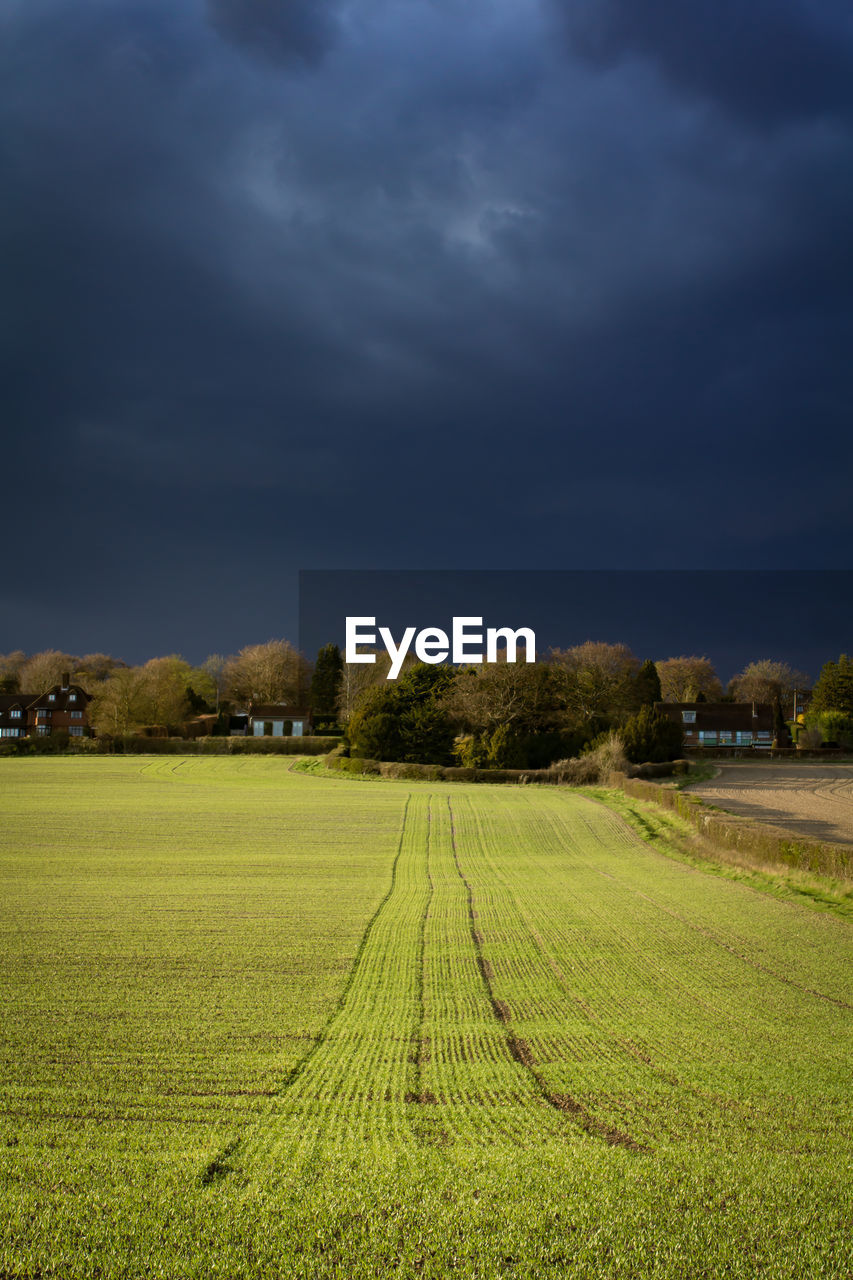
top-left (2, 1), bottom-right (852, 664)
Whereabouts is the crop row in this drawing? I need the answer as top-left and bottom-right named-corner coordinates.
top-left (227, 783), bottom-right (853, 1184)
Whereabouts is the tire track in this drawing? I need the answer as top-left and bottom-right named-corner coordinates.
top-left (460, 791), bottom-right (788, 1139)
top-left (446, 796), bottom-right (647, 1154)
top-left (406, 798), bottom-right (436, 1111)
top-left (202, 792), bottom-right (416, 1180)
top-left (415, 799), bottom-right (549, 1147)
top-left (275, 792), bottom-right (415, 1097)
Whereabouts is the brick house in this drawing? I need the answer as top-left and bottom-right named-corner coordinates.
top-left (0, 695), bottom-right (29, 740)
top-left (656, 701), bottom-right (775, 750)
top-left (0, 674), bottom-right (93, 739)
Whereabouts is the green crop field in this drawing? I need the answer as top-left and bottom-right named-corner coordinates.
top-left (1, 758), bottom-right (851, 1279)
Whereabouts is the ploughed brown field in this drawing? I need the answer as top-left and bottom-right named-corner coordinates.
top-left (690, 763), bottom-right (853, 847)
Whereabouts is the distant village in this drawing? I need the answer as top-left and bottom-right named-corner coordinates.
top-left (2, 643), bottom-right (850, 764)
top-left (0, 674), bottom-right (312, 743)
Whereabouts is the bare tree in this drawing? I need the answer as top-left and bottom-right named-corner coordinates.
top-left (89, 667), bottom-right (149, 736)
top-left (202, 654), bottom-right (228, 712)
top-left (19, 650), bottom-right (76, 693)
top-left (656, 656), bottom-right (723, 702)
top-left (443, 660), bottom-right (555, 735)
top-left (549, 641), bottom-right (640, 727)
top-left (0, 650), bottom-right (27, 692)
top-left (73, 654), bottom-right (128, 687)
top-left (138, 657), bottom-right (195, 728)
top-left (337, 649), bottom-right (394, 723)
top-left (224, 640), bottom-right (310, 706)
top-left (728, 659), bottom-right (808, 711)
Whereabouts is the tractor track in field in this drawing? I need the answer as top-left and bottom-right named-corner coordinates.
top-left (405, 799), bottom-right (436, 1109)
top-left (201, 794), bottom-right (416, 1181)
top-left (275, 792), bottom-right (414, 1097)
top-left (475, 796), bottom-right (741, 1043)
top-left (464, 791), bottom-right (836, 1134)
top-left (201, 783), bottom-right (847, 1185)
top-left (460, 794), bottom-right (737, 1131)
top-left (447, 796), bottom-right (648, 1154)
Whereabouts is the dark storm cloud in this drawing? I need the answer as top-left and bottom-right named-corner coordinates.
top-left (551, 0), bottom-right (853, 127)
top-left (206, 0), bottom-right (339, 67)
top-left (1, 0), bottom-right (852, 658)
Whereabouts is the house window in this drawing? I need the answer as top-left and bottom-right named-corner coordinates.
top-left (719, 731), bottom-right (733, 744)
top-left (699, 731), bottom-right (717, 744)
top-left (10, 709), bottom-right (21, 719)
top-left (70, 711), bottom-right (83, 720)
top-left (68, 726), bottom-right (85, 737)
top-left (48, 693), bottom-right (56, 702)
top-left (68, 693), bottom-right (77, 702)
top-left (36, 709), bottom-right (51, 720)
top-left (682, 711), bottom-right (696, 724)
top-left (736, 732), bottom-right (753, 745)
top-left (37, 726), bottom-right (50, 736)
top-left (0, 728), bottom-right (20, 738)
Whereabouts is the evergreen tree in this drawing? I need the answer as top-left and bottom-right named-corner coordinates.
top-left (621, 705), bottom-right (684, 763)
top-left (310, 643), bottom-right (343, 720)
top-left (634, 658), bottom-right (662, 707)
top-left (347, 663), bottom-right (454, 764)
top-left (810, 654), bottom-right (853, 716)
top-left (772, 697), bottom-right (791, 747)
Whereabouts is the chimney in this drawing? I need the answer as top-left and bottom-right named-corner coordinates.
top-left (61, 672), bottom-right (70, 690)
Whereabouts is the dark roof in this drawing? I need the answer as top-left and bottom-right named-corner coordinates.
top-left (656, 701), bottom-right (774, 731)
top-left (248, 704), bottom-right (312, 718)
top-left (26, 683), bottom-right (92, 709)
top-left (0, 695), bottom-right (28, 712)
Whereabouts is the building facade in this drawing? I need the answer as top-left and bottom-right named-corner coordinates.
top-left (656, 701), bottom-right (775, 749)
top-left (247, 704), bottom-right (313, 737)
top-left (0, 676), bottom-right (93, 739)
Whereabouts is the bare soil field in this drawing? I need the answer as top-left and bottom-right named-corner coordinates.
top-left (690, 763), bottom-right (853, 847)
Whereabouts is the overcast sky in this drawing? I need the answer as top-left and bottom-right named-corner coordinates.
top-left (3, 0), bottom-right (852, 663)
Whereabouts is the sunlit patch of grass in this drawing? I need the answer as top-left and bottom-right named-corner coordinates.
top-left (1, 759), bottom-right (851, 1277)
top-left (588, 785), bottom-right (853, 919)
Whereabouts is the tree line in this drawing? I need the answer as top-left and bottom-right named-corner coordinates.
top-left (4, 643), bottom-right (850, 759)
top-left (0, 642), bottom-right (309, 737)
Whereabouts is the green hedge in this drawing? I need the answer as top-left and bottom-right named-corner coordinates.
top-left (323, 756), bottom-right (690, 786)
top-left (0, 735), bottom-right (339, 757)
top-left (325, 755), bottom-right (574, 785)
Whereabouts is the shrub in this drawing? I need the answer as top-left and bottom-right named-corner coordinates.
top-left (324, 754), bottom-right (381, 775)
top-left (441, 767), bottom-right (478, 782)
top-left (380, 762), bottom-right (444, 781)
top-left (621, 705), bottom-right (684, 763)
top-left (486, 724), bottom-right (527, 769)
top-left (348, 663), bottom-right (455, 764)
top-left (453, 734), bottom-right (489, 768)
top-left (550, 732), bottom-right (629, 784)
top-left (805, 710), bottom-right (853, 750)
